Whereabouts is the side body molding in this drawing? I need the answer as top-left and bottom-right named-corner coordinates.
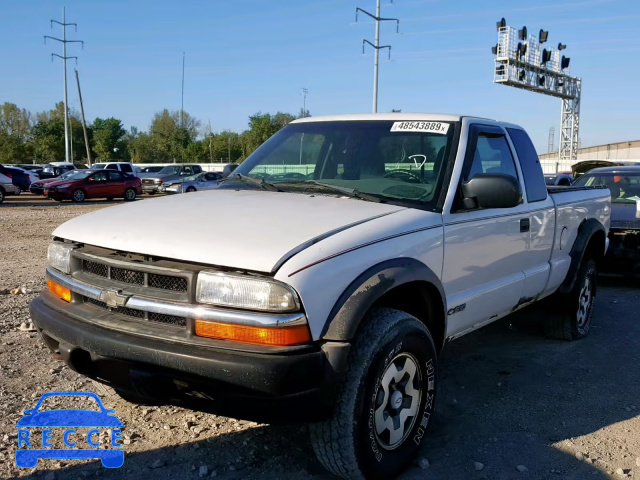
top-left (321, 258), bottom-right (447, 348)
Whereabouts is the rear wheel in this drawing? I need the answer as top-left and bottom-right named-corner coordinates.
top-left (545, 258), bottom-right (597, 340)
top-left (124, 188), bottom-right (136, 201)
top-left (72, 189), bottom-right (85, 203)
top-left (310, 308), bottom-right (437, 479)
top-left (14, 186), bottom-right (21, 195)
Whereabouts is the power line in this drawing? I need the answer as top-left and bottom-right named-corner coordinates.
top-left (45, 7), bottom-right (84, 164)
top-left (355, 1), bottom-right (399, 113)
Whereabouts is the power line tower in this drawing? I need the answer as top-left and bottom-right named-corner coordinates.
top-left (547, 127), bottom-right (555, 154)
top-left (491, 19), bottom-right (581, 168)
top-left (45, 7), bottom-right (84, 164)
top-left (355, 1), bottom-right (399, 113)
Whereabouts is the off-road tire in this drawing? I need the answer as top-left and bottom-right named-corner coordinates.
top-left (310, 308), bottom-right (437, 480)
top-left (124, 188), bottom-right (136, 201)
top-left (72, 189), bottom-right (86, 203)
top-left (545, 258), bottom-right (597, 340)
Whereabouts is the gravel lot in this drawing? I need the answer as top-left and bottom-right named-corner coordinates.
top-left (1, 194), bottom-right (639, 480)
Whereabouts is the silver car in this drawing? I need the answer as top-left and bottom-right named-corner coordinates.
top-left (164, 171), bottom-right (223, 194)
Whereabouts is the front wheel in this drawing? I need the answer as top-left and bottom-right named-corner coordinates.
top-left (124, 188), bottom-right (136, 201)
top-left (72, 189), bottom-right (85, 202)
top-left (14, 186), bottom-right (21, 195)
top-left (186, 186), bottom-right (196, 193)
top-left (545, 257), bottom-right (597, 340)
top-left (310, 308), bottom-right (437, 480)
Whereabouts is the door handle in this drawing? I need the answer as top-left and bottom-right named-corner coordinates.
top-left (520, 218), bottom-right (530, 232)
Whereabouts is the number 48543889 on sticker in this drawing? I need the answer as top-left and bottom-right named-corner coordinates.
top-left (390, 121), bottom-right (450, 134)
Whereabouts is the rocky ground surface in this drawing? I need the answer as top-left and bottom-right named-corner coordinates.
top-left (0, 194), bottom-right (639, 480)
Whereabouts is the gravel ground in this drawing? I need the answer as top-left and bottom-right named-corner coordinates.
top-left (0, 194), bottom-right (639, 480)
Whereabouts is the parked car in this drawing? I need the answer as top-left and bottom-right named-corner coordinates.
top-left (90, 162), bottom-right (136, 176)
top-left (137, 165), bottom-right (167, 180)
top-left (39, 164), bottom-right (76, 180)
top-left (0, 171), bottom-right (17, 203)
top-left (573, 166), bottom-right (640, 273)
top-left (0, 165), bottom-right (33, 194)
top-left (16, 164), bottom-right (45, 175)
top-left (545, 173), bottom-right (574, 186)
top-left (44, 169), bottom-right (141, 202)
top-left (141, 164), bottom-right (203, 194)
top-left (31, 114), bottom-right (610, 480)
top-left (30, 170), bottom-right (77, 195)
top-left (164, 171), bottom-right (223, 194)
top-left (572, 160), bottom-right (640, 179)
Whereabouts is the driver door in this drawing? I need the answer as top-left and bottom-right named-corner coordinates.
top-left (442, 125), bottom-right (530, 337)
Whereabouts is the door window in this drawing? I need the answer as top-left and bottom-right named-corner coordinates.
top-left (465, 133), bottom-right (518, 181)
top-left (204, 172), bottom-right (218, 181)
top-left (183, 166), bottom-right (192, 175)
top-left (90, 171), bottom-right (108, 182)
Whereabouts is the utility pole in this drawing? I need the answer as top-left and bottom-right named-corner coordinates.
top-left (75, 69), bottom-right (92, 166)
top-left (181, 52), bottom-right (185, 163)
top-left (301, 87), bottom-right (308, 117)
top-left (228, 136), bottom-right (231, 163)
top-left (45, 7), bottom-right (84, 163)
top-left (356, 1), bottom-right (399, 113)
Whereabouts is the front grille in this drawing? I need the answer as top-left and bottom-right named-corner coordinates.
top-left (81, 260), bottom-right (187, 292)
top-left (84, 297), bottom-right (185, 326)
top-left (84, 260), bottom-right (108, 278)
top-left (149, 274), bottom-right (188, 292)
top-left (112, 267), bottom-right (144, 285)
top-left (148, 312), bottom-right (187, 326)
top-left (143, 179), bottom-right (154, 185)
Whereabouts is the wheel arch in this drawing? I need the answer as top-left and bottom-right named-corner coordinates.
top-left (558, 218), bottom-right (606, 294)
top-left (321, 258), bottom-right (447, 354)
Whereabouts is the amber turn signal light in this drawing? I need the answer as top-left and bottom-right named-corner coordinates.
top-left (47, 279), bottom-right (71, 303)
top-left (194, 320), bottom-right (311, 346)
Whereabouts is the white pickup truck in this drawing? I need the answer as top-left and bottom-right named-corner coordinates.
top-left (31, 114), bottom-right (610, 479)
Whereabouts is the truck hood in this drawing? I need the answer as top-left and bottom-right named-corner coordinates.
top-left (53, 190), bottom-right (405, 272)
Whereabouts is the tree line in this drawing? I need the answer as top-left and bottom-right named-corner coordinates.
top-left (0, 101), bottom-right (310, 165)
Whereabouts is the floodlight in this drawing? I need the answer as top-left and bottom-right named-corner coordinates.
top-left (496, 18), bottom-right (506, 31)
top-left (518, 26), bottom-right (527, 40)
top-left (517, 42), bottom-right (527, 58)
top-left (496, 64), bottom-right (505, 76)
top-left (558, 43), bottom-right (567, 51)
top-left (541, 48), bottom-right (552, 64)
top-left (491, 44), bottom-right (498, 55)
top-left (518, 69), bottom-right (526, 81)
top-left (561, 56), bottom-right (570, 69)
top-left (538, 75), bottom-right (545, 86)
top-left (539, 29), bottom-right (549, 43)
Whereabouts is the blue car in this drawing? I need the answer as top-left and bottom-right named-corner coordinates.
top-left (15, 391), bottom-right (124, 468)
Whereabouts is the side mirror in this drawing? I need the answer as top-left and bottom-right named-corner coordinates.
top-left (460, 174), bottom-right (522, 209)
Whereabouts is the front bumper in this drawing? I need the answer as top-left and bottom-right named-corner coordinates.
top-left (2, 182), bottom-right (16, 195)
top-left (30, 291), bottom-right (347, 421)
top-left (142, 184), bottom-right (160, 194)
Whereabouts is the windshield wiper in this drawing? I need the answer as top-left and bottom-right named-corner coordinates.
top-left (219, 173), bottom-right (282, 192)
top-left (302, 181), bottom-right (382, 203)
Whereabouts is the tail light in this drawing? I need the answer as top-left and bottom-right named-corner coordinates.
top-left (6, 173), bottom-right (11, 178)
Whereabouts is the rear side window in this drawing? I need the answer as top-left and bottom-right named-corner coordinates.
top-left (120, 164), bottom-right (132, 173)
top-left (507, 128), bottom-right (548, 202)
top-left (108, 171), bottom-right (123, 181)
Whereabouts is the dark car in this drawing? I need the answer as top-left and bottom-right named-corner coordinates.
top-left (39, 164), bottom-right (76, 180)
top-left (0, 165), bottom-right (32, 194)
top-left (44, 169), bottom-right (142, 203)
top-left (573, 166), bottom-right (640, 273)
top-left (141, 164), bottom-right (203, 194)
top-left (544, 173), bottom-right (574, 186)
top-left (30, 170), bottom-right (77, 195)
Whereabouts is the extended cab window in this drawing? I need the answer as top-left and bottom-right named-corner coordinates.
top-left (193, 165), bottom-right (202, 173)
top-left (507, 128), bottom-right (547, 202)
top-left (106, 163), bottom-right (118, 170)
top-left (465, 133), bottom-right (518, 181)
top-left (120, 164), bottom-right (132, 173)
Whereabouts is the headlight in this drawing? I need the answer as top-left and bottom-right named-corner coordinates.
top-left (175, 184), bottom-right (183, 191)
top-left (47, 242), bottom-right (74, 274)
top-left (196, 271), bottom-right (299, 312)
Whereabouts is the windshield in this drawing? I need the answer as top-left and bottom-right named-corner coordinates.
top-left (64, 171), bottom-right (92, 181)
top-left (183, 173), bottom-right (204, 182)
top-left (158, 165), bottom-right (182, 175)
top-left (91, 163), bottom-right (107, 170)
top-left (58, 171), bottom-right (76, 180)
top-left (574, 172), bottom-right (640, 203)
top-left (232, 120), bottom-right (457, 206)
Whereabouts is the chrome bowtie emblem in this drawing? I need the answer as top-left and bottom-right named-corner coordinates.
top-left (100, 289), bottom-right (128, 308)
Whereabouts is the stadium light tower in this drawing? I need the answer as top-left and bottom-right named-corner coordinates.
top-left (491, 19), bottom-right (581, 168)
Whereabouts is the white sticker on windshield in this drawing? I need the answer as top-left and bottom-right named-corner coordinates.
top-left (390, 121), bottom-right (450, 134)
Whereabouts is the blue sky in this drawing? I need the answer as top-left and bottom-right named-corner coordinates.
top-left (1, 0), bottom-right (639, 153)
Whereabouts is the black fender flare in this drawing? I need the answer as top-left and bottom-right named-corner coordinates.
top-left (558, 218), bottom-right (606, 294)
top-left (320, 258), bottom-right (447, 346)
